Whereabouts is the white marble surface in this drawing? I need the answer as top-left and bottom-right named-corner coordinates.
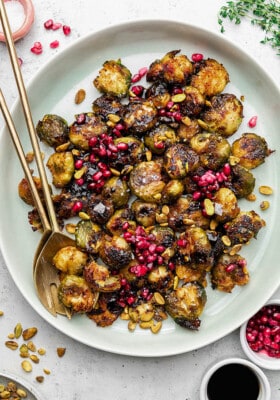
top-left (0, 1), bottom-right (279, 399)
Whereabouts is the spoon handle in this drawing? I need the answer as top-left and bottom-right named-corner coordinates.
top-left (0, 0), bottom-right (60, 232)
top-left (0, 89), bottom-right (51, 233)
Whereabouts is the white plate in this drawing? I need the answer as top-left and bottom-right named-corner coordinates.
top-left (0, 20), bottom-right (279, 357)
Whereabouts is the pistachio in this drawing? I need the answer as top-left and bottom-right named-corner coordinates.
top-left (259, 185), bottom-right (273, 195)
top-left (14, 322), bottom-right (22, 339)
top-left (154, 292), bottom-right (165, 305)
top-left (260, 200), bottom-right (270, 211)
top-left (22, 327), bottom-right (37, 341)
top-left (27, 340), bottom-right (36, 352)
top-left (171, 93), bottom-right (186, 102)
top-left (19, 344), bottom-right (29, 355)
top-left (35, 376), bottom-right (44, 383)
top-left (222, 235), bottom-right (231, 247)
top-left (204, 198), bottom-right (215, 216)
top-left (74, 88), bottom-right (86, 104)
top-left (78, 211), bottom-right (90, 220)
top-left (128, 320), bottom-right (137, 332)
top-left (38, 347), bottom-right (46, 356)
top-left (57, 347), bottom-right (66, 357)
top-left (7, 333), bottom-right (15, 339)
top-left (0, 385), bottom-right (4, 392)
top-left (0, 310), bottom-right (4, 316)
top-left (21, 360), bottom-right (32, 372)
top-left (29, 354), bottom-right (40, 364)
top-left (16, 388), bottom-right (27, 397)
top-left (246, 193), bottom-right (257, 202)
top-left (151, 321), bottom-right (162, 334)
top-left (43, 368), bottom-right (51, 375)
top-left (65, 223), bottom-right (76, 234)
top-left (0, 390), bottom-right (10, 399)
top-left (139, 320), bottom-right (153, 329)
top-left (107, 113), bottom-right (120, 123)
top-left (5, 340), bottom-right (18, 350)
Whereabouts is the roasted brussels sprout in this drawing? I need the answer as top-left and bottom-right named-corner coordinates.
top-left (163, 143), bottom-right (200, 179)
top-left (110, 136), bottom-right (145, 171)
top-left (131, 200), bottom-right (159, 228)
top-left (36, 114), bottom-right (69, 148)
top-left (84, 260), bottom-right (121, 292)
top-left (145, 81), bottom-right (171, 109)
top-left (168, 196), bottom-right (209, 232)
top-left (129, 161), bottom-right (166, 203)
top-left (231, 133), bottom-right (272, 169)
top-left (122, 100), bottom-right (158, 134)
top-left (224, 164), bottom-right (255, 198)
top-left (199, 93), bottom-right (243, 137)
top-left (165, 282), bottom-right (207, 330)
top-left (69, 112), bottom-right (107, 150)
top-left (190, 132), bottom-right (231, 170)
top-left (161, 179), bottom-right (184, 204)
top-left (190, 58), bottom-right (229, 97)
top-left (177, 226), bottom-right (213, 271)
top-left (176, 264), bottom-right (207, 286)
top-left (213, 187), bottom-right (240, 223)
top-left (180, 86), bottom-right (205, 117)
top-left (18, 176), bottom-right (46, 206)
top-left (177, 118), bottom-right (202, 143)
top-left (223, 210), bottom-right (266, 245)
top-left (87, 292), bottom-right (122, 327)
top-left (46, 151), bottom-right (75, 188)
top-left (106, 208), bottom-right (135, 236)
top-left (92, 94), bottom-right (125, 120)
top-left (93, 59), bottom-right (132, 98)
top-left (52, 245), bottom-right (88, 275)
top-left (211, 253), bottom-right (249, 293)
top-left (102, 176), bottom-right (130, 208)
top-left (75, 219), bottom-right (102, 255)
top-left (146, 50), bottom-right (193, 86)
top-left (99, 234), bottom-right (133, 271)
top-left (58, 275), bottom-right (97, 313)
top-left (147, 266), bottom-right (174, 292)
top-left (85, 195), bottom-right (114, 225)
top-left (144, 124), bottom-right (178, 155)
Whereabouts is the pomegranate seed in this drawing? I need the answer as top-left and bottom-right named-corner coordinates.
top-left (75, 159), bottom-right (83, 169)
top-left (75, 178), bottom-right (84, 186)
top-left (88, 137), bottom-right (98, 147)
top-left (63, 25), bottom-right (71, 36)
top-left (18, 57), bottom-right (23, 67)
top-left (44, 19), bottom-right (53, 29)
top-left (248, 115), bottom-right (258, 128)
top-left (50, 40), bottom-right (60, 49)
top-left (117, 142), bottom-right (129, 151)
top-left (225, 263), bottom-right (237, 273)
top-left (92, 171), bottom-right (103, 182)
top-left (31, 42), bottom-right (43, 55)
top-left (191, 53), bottom-right (204, 62)
top-left (76, 113), bottom-right (86, 124)
top-left (177, 239), bottom-right (187, 247)
top-left (138, 66), bottom-right (148, 77)
top-left (222, 163), bottom-right (231, 176)
top-left (131, 85), bottom-right (144, 96)
top-left (172, 87), bottom-right (184, 95)
top-left (72, 201), bottom-right (83, 213)
top-left (131, 73), bottom-right (141, 83)
top-left (192, 191), bottom-right (202, 201)
top-left (52, 22), bottom-right (62, 30)
top-left (102, 170), bottom-right (112, 178)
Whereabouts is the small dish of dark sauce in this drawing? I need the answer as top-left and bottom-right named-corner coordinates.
top-left (207, 363), bottom-right (260, 400)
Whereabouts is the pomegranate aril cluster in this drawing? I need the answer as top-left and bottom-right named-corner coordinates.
top-left (246, 304), bottom-right (280, 358)
top-left (122, 225), bottom-right (167, 278)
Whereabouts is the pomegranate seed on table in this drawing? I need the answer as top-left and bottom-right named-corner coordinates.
top-left (44, 19), bottom-right (53, 29)
top-left (63, 25), bottom-right (71, 36)
top-left (50, 40), bottom-right (60, 49)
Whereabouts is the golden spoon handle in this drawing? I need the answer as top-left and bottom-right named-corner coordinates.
top-left (0, 0), bottom-right (60, 232)
top-left (0, 89), bottom-right (51, 233)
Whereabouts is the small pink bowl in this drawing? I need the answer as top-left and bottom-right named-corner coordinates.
top-left (240, 298), bottom-right (280, 370)
top-left (0, 0), bottom-right (35, 42)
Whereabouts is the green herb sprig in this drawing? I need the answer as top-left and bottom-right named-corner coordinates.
top-left (218, 0), bottom-right (280, 55)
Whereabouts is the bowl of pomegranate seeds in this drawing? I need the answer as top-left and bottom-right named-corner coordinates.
top-left (240, 298), bottom-right (280, 370)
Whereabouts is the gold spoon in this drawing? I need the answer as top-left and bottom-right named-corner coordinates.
top-left (0, 0), bottom-right (73, 318)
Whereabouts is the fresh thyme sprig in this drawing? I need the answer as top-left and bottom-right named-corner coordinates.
top-left (218, 0), bottom-right (280, 55)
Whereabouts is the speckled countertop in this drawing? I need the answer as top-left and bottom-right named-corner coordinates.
top-left (0, 1), bottom-right (279, 399)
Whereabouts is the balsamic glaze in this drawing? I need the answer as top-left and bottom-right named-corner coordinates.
top-left (207, 363), bottom-right (260, 400)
